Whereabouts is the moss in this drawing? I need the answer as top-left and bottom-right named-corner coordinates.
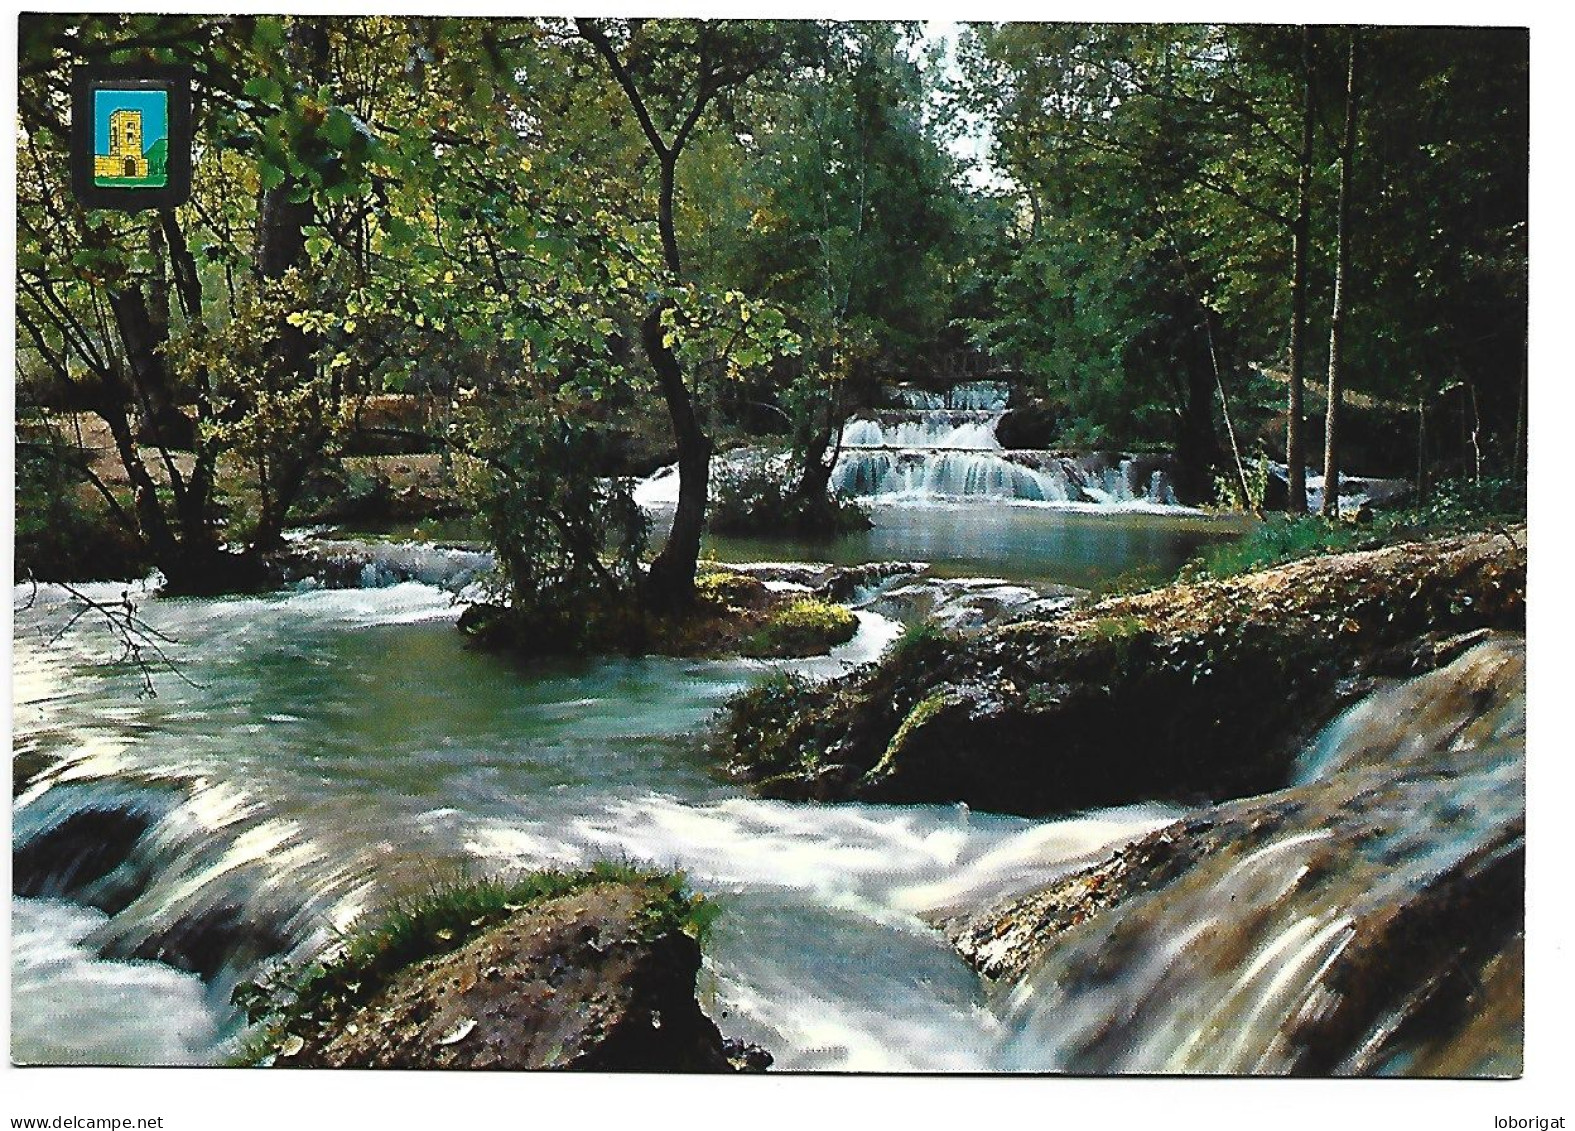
top-left (1085, 614), bottom-right (1149, 642)
top-left (741, 597), bottom-right (858, 658)
top-left (870, 688), bottom-right (960, 780)
top-left (695, 569), bottom-right (769, 612)
top-left (232, 862), bottom-right (713, 1063)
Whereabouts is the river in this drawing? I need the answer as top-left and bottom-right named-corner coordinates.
top-left (11, 545), bottom-right (1195, 1069)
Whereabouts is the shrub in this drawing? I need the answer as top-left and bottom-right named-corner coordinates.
top-left (708, 454), bottom-right (870, 539)
top-left (454, 400), bottom-right (649, 653)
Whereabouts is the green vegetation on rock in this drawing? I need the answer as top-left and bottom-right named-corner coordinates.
top-left (742, 597), bottom-right (858, 658)
top-left (719, 527), bottom-right (1526, 814)
top-left (233, 862), bottom-right (714, 1063)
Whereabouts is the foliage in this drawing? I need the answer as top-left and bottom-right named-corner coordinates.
top-left (1185, 477), bottom-right (1526, 580)
top-left (13, 16), bottom-right (1527, 610)
top-left (707, 453), bottom-right (870, 538)
top-left (885, 620), bottom-right (959, 665)
top-left (718, 670), bottom-right (820, 777)
top-left (233, 862), bottom-right (714, 1059)
top-left (955, 23), bottom-right (1527, 494)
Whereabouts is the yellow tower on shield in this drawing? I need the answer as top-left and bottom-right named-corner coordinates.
top-left (95, 108), bottom-right (149, 180)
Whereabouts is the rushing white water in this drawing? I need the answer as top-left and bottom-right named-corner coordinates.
top-left (840, 411), bottom-right (1002, 451)
top-left (11, 575), bottom-right (1170, 1071)
top-left (11, 569), bottom-right (1518, 1074)
top-left (989, 638), bottom-right (1525, 1075)
top-left (12, 898), bottom-right (220, 1065)
top-left (889, 381), bottom-right (1010, 411)
top-left (833, 383), bottom-right (1184, 506)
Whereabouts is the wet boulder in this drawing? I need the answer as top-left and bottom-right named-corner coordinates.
top-left (865, 576), bottom-right (1082, 631)
top-left (281, 880), bottom-right (761, 1072)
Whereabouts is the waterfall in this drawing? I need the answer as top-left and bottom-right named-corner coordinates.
top-left (629, 381), bottom-right (1192, 512)
top-left (890, 381), bottom-right (1011, 411)
top-left (831, 383), bottom-right (1184, 508)
top-left (280, 536), bottom-right (494, 594)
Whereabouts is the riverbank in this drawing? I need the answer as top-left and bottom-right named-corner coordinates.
top-left (718, 526), bottom-right (1525, 814)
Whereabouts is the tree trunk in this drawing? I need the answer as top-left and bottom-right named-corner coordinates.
top-left (249, 19), bottom-right (330, 550)
top-left (640, 148), bottom-right (713, 608)
top-left (642, 305), bottom-right (711, 608)
top-left (160, 211), bottom-right (220, 551)
top-left (1286, 25), bottom-right (1315, 516)
top-left (1321, 33), bottom-right (1360, 518)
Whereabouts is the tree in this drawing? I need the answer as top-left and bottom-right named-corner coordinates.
top-left (1320, 31), bottom-right (1360, 516)
top-left (572, 18), bottom-right (802, 608)
top-left (956, 22), bottom-right (1526, 504)
top-left (690, 22), bottom-right (974, 525)
top-left (17, 15), bottom-right (386, 590)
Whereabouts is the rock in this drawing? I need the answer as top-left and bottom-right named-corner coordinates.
top-left (723, 560), bottom-right (925, 602)
top-left (865, 576), bottom-right (1082, 631)
top-left (931, 637), bottom-right (1524, 1075)
top-left (994, 403), bottom-right (1060, 449)
top-left (722, 1038), bottom-right (774, 1072)
top-left (719, 527), bottom-right (1525, 815)
top-left (13, 806), bottom-right (154, 905)
top-left (289, 881), bottom-right (749, 1071)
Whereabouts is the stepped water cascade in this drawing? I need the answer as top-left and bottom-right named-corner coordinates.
top-left (633, 381), bottom-right (1188, 514)
top-left (833, 382), bottom-right (1182, 507)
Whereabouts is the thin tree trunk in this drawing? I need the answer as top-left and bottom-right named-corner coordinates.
top-left (1321, 32), bottom-right (1359, 518)
top-left (1416, 393), bottom-right (1428, 505)
top-left (250, 19), bottom-right (330, 550)
top-left (1287, 25), bottom-right (1315, 516)
top-left (1512, 344), bottom-right (1527, 482)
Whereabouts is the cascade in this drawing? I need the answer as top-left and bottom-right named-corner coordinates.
top-left (831, 381), bottom-right (1183, 507)
top-left (988, 638), bottom-right (1524, 1074)
top-left (632, 381), bottom-right (1189, 511)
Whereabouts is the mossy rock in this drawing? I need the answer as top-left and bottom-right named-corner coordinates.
top-left (234, 865), bottom-right (768, 1071)
top-left (741, 597), bottom-right (858, 658)
top-left (717, 527), bottom-right (1527, 815)
top-left (696, 569), bottom-right (770, 612)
